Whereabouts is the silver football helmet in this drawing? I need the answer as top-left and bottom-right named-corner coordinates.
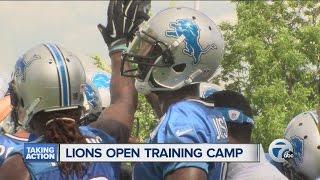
top-left (83, 59), bottom-right (111, 109)
top-left (284, 109), bottom-right (320, 179)
top-left (10, 43), bottom-right (86, 129)
top-left (121, 7), bottom-right (224, 94)
top-left (83, 70), bottom-right (111, 118)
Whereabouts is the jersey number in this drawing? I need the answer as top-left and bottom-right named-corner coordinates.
top-left (212, 117), bottom-right (228, 141)
top-left (0, 145), bottom-right (14, 159)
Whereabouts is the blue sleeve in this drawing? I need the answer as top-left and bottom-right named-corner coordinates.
top-left (0, 138), bottom-right (8, 165)
top-left (0, 139), bottom-right (5, 165)
top-left (0, 137), bottom-right (25, 166)
top-left (155, 102), bottom-right (213, 177)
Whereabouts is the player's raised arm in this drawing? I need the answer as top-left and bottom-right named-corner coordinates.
top-left (90, 0), bottom-right (151, 143)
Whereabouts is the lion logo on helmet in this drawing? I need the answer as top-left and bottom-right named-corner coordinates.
top-left (14, 55), bottom-right (41, 82)
top-left (92, 73), bottom-right (110, 89)
top-left (290, 136), bottom-right (304, 167)
top-left (84, 84), bottom-right (98, 108)
top-left (165, 19), bottom-right (217, 64)
top-left (15, 58), bottom-right (27, 82)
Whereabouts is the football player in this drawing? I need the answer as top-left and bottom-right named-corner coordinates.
top-left (205, 90), bottom-right (288, 180)
top-left (0, 0), bottom-right (149, 178)
top-left (270, 109), bottom-right (320, 180)
top-left (0, 52), bottom-right (111, 165)
top-left (119, 6), bottom-right (227, 179)
top-left (0, 59), bottom-right (111, 165)
top-left (0, 74), bottom-right (35, 166)
top-left (0, 41), bottom-right (138, 180)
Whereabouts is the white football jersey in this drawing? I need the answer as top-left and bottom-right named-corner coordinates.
top-left (226, 145), bottom-right (288, 180)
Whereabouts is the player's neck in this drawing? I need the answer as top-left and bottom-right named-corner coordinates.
top-left (156, 85), bottom-right (198, 115)
top-left (158, 93), bottom-right (198, 115)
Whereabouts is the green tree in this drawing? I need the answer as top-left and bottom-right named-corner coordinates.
top-left (132, 95), bottom-right (157, 142)
top-left (218, 1), bottom-right (320, 149)
top-left (91, 55), bottom-right (112, 73)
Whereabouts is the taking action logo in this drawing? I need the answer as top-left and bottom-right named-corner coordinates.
top-left (268, 139), bottom-right (294, 163)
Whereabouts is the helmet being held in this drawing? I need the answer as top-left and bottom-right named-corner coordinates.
top-left (82, 70), bottom-right (111, 124)
top-left (10, 43), bottom-right (86, 129)
top-left (284, 109), bottom-right (320, 179)
top-left (121, 7), bottom-right (224, 94)
top-left (84, 64), bottom-right (111, 109)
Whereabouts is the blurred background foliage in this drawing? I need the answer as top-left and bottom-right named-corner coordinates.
top-left (94, 1), bottom-right (319, 149)
top-left (219, 1), bottom-right (319, 149)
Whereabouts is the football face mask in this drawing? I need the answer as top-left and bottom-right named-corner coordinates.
top-left (121, 31), bottom-right (174, 81)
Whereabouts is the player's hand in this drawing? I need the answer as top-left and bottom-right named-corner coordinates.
top-left (98, 0), bottom-right (151, 54)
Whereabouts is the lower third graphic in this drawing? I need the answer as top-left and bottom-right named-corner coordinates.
top-left (268, 139), bottom-right (294, 163)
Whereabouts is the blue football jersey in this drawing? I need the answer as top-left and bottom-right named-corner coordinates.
top-left (11, 125), bottom-right (120, 180)
top-left (133, 99), bottom-right (228, 180)
top-left (0, 133), bottom-right (30, 166)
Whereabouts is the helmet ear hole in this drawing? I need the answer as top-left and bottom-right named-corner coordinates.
top-left (172, 63), bottom-right (186, 73)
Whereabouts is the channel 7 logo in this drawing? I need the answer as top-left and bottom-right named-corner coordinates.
top-left (268, 139), bottom-right (294, 163)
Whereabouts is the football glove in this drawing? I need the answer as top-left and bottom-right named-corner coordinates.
top-left (98, 0), bottom-right (151, 54)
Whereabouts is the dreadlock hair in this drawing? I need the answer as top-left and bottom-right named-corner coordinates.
top-left (29, 108), bottom-right (89, 178)
top-left (204, 90), bottom-right (254, 143)
top-left (8, 80), bottom-right (20, 133)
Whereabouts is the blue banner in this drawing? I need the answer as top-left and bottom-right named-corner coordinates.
top-left (24, 143), bottom-right (58, 162)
